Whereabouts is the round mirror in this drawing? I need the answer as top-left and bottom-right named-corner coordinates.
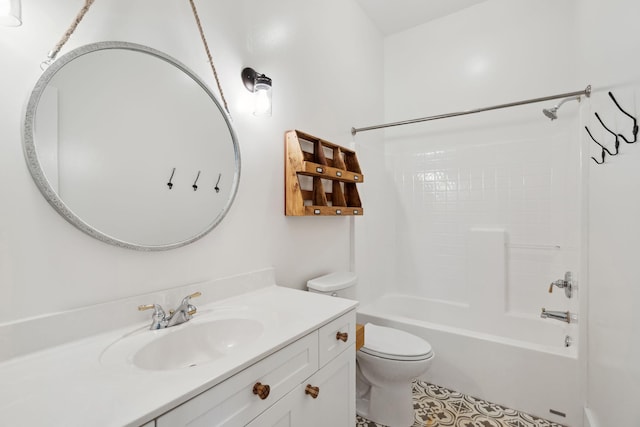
top-left (23, 41), bottom-right (240, 250)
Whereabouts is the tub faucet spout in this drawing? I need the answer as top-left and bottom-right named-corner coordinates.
top-left (540, 308), bottom-right (570, 323)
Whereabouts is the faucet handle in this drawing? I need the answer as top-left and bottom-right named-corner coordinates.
top-left (180, 291), bottom-right (202, 305)
top-left (138, 303), bottom-right (164, 313)
top-left (138, 304), bottom-right (166, 318)
top-left (548, 272), bottom-right (573, 298)
top-left (138, 304), bottom-right (168, 329)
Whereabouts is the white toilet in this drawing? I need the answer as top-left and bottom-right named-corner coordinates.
top-left (307, 272), bottom-right (434, 427)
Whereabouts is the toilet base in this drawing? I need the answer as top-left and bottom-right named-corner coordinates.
top-left (356, 363), bottom-right (415, 427)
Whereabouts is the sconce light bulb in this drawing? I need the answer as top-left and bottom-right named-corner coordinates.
top-left (254, 84), bottom-right (272, 116)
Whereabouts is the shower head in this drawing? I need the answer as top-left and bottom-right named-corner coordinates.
top-left (542, 96), bottom-right (582, 121)
top-left (543, 106), bottom-right (559, 120)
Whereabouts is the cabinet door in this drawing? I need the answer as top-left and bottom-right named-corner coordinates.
top-left (245, 385), bottom-right (304, 427)
top-left (299, 344), bottom-right (356, 427)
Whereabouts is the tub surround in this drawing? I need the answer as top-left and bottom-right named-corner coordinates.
top-left (0, 269), bottom-right (357, 426)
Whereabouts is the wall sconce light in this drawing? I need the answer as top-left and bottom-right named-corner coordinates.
top-left (242, 67), bottom-right (272, 117)
top-left (0, 0), bottom-right (21, 27)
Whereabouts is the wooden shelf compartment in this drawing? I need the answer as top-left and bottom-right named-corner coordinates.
top-left (285, 130), bottom-right (364, 216)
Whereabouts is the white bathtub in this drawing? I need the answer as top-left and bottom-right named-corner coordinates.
top-left (357, 294), bottom-right (582, 426)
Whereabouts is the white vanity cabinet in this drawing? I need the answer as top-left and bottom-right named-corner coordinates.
top-left (155, 310), bottom-right (356, 427)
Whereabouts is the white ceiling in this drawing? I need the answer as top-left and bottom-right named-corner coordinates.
top-left (355, 0), bottom-right (487, 35)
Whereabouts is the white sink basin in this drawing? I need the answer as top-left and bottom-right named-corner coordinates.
top-left (101, 315), bottom-right (265, 371)
top-left (134, 318), bottom-right (264, 370)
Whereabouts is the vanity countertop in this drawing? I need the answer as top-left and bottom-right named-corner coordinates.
top-left (0, 285), bottom-right (357, 426)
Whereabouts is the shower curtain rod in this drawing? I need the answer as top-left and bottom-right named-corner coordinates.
top-left (350, 85), bottom-right (592, 136)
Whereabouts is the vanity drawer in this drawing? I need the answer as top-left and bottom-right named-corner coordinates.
top-left (156, 331), bottom-right (319, 427)
top-left (317, 310), bottom-right (356, 368)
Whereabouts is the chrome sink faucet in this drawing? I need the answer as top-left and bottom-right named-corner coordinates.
top-left (138, 291), bottom-right (201, 330)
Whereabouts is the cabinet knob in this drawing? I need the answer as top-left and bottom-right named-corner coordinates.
top-left (305, 384), bottom-right (320, 399)
top-left (252, 382), bottom-right (270, 400)
top-left (336, 332), bottom-right (348, 342)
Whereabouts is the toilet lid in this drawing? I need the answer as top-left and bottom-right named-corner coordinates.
top-left (360, 323), bottom-right (433, 361)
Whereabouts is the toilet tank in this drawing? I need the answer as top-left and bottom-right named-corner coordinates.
top-left (306, 272), bottom-right (357, 299)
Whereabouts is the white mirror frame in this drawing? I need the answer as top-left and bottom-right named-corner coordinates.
top-left (23, 41), bottom-right (241, 251)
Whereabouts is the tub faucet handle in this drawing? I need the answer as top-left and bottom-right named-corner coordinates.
top-left (548, 271), bottom-right (573, 298)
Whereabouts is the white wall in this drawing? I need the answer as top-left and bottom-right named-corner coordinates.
top-left (577, 0), bottom-right (640, 425)
top-left (0, 0), bottom-right (383, 324)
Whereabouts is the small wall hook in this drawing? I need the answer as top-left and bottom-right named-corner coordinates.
top-left (214, 173), bottom-right (221, 193)
top-left (591, 148), bottom-right (606, 165)
top-left (585, 126), bottom-right (615, 165)
top-left (608, 91), bottom-right (638, 144)
top-left (192, 171), bottom-right (201, 191)
top-left (167, 168), bottom-right (176, 189)
top-left (586, 125), bottom-right (619, 156)
top-left (594, 112), bottom-right (621, 154)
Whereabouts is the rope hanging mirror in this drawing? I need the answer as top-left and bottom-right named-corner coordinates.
top-left (40, 0), bottom-right (230, 115)
top-left (25, 0), bottom-right (241, 250)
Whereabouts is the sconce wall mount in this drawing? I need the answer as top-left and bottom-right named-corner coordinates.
top-left (242, 67), bottom-right (271, 92)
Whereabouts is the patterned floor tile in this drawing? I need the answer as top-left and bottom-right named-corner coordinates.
top-left (355, 381), bottom-right (567, 427)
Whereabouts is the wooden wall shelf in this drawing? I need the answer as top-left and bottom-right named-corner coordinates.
top-left (285, 130), bottom-right (364, 216)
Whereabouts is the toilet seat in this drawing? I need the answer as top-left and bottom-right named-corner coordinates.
top-left (360, 323), bottom-right (433, 361)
